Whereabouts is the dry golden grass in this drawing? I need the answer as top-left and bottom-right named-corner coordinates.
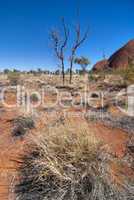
top-left (33, 119), bottom-right (101, 182)
top-left (16, 118), bottom-right (134, 199)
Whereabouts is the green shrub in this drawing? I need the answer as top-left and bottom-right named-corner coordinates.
top-left (30, 93), bottom-right (39, 103)
top-left (88, 72), bottom-right (94, 81)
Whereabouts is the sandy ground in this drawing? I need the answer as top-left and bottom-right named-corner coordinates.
top-left (0, 81), bottom-right (133, 199)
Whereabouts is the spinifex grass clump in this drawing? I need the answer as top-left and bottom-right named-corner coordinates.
top-left (16, 122), bottom-right (134, 200)
top-left (12, 116), bottom-right (35, 137)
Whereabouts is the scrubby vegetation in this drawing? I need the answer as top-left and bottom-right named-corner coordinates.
top-left (30, 93), bottom-right (39, 103)
top-left (16, 122), bottom-right (134, 200)
top-left (116, 64), bottom-right (134, 85)
top-left (12, 116), bottom-right (35, 137)
top-left (92, 63), bottom-right (134, 85)
top-left (86, 111), bottom-right (134, 134)
top-left (7, 71), bottom-right (20, 85)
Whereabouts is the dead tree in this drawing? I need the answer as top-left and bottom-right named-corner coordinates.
top-left (69, 23), bottom-right (89, 84)
top-left (50, 18), bottom-right (69, 85)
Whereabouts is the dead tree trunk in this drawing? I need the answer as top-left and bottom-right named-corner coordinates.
top-left (61, 57), bottom-right (65, 85)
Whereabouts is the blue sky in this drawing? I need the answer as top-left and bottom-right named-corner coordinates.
top-left (0, 0), bottom-right (134, 71)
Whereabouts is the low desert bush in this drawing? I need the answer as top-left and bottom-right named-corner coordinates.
top-left (87, 111), bottom-right (134, 134)
top-left (16, 121), bottom-right (134, 199)
top-left (88, 71), bottom-right (102, 82)
top-left (8, 71), bottom-right (20, 85)
top-left (92, 63), bottom-right (134, 86)
top-left (111, 66), bottom-right (134, 85)
top-left (12, 116), bottom-right (35, 137)
top-left (88, 72), bottom-right (95, 81)
top-left (30, 93), bottom-right (39, 103)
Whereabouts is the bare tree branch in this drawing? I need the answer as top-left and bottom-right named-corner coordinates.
top-left (50, 18), bottom-right (69, 85)
top-left (69, 22), bottom-right (89, 84)
top-left (60, 18), bottom-right (69, 57)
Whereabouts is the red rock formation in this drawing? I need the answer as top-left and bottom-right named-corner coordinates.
top-left (93, 59), bottom-right (108, 71)
top-left (108, 39), bottom-right (134, 69)
top-left (93, 39), bottom-right (134, 71)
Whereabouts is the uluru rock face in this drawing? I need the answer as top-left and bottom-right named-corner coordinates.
top-left (93, 39), bottom-right (134, 71)
top-left (108, 40), bottom-right (134, 69)
top-left (93, 59), bottom-right (108, 71)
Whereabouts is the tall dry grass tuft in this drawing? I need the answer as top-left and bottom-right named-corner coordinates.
top-left (16, 120), bottom-right (134, 200)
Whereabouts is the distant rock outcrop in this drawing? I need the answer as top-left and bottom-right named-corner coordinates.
top-left (93, 39), bottom-right (134, 71)
top-left (93, 59), bottom-right (108, 71)
top-left (109, 40), bottom-right (134, 69)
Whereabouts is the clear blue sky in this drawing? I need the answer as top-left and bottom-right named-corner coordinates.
top-left (0, 0), bottom-right (134, 71)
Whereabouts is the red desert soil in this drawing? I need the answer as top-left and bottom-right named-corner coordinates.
top-left (67, 114), bottom-right (128, 158)
top-left (0, 108), bottom-right (33, 200)
top-left (0, 106), bottom-right (133, 199)
top-left (89, 122), bottom-right (128, 158)
top-left (0, 110), bottom-right (20, 200)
